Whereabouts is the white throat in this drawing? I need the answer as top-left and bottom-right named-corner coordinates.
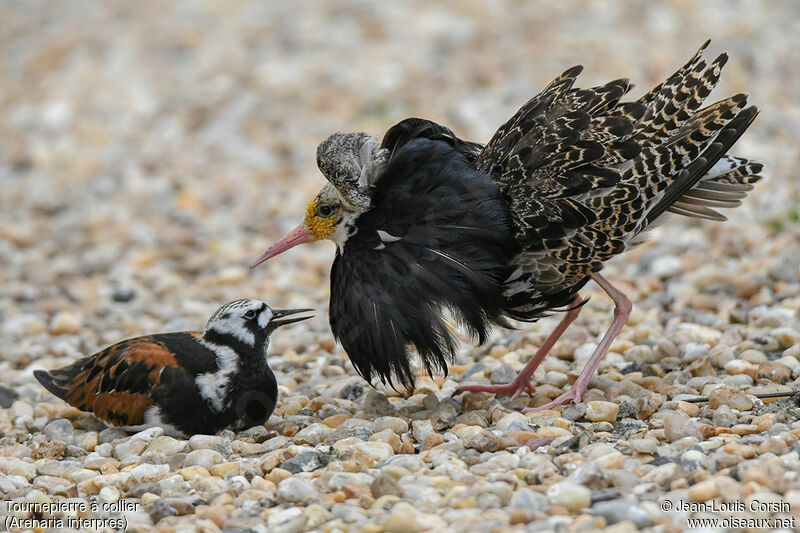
top-left (329, 211), bottom-right (360, 252)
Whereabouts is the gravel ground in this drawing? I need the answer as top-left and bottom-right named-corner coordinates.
top-left (2, 1), bottom-right (800, 532)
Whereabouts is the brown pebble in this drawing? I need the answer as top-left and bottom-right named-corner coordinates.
top-left (322, 414), bottom-right (349, 428)
top-left (757, 438), bottom-right (789, 456)
top-left (100, 463), bottom-right (119, 475)
top-left (32, 440), bottom-right (67, 460)
top-left (634, 395), bottom-right (662, 419)
top-left (664, 413), bottom-right (702, 443)
top-left (708, 385), bottom-right (754, 411)
top-left (525, 437), bottom-right (557, 452)
top-left (464, 430), bottom-right (500, 452)
top-left (317, 337), bottom-right (337, 352)
top-left (195, 505), bottom-right (232, 528)
top-left (509, 509), bottom-right (536, 525)
top-left (461, 392), bottom-right (491, 411)
top-left (421, 432), bottom-right (444, 451)
top-left (341, 483), bottom-right (370, 500)
top-left (685, 357), bottom-right (716, 377)
top-left (657, 340), bottom-right (679, 359)
top-left (757, 361), bottom-right (792, 383)
top-left (731, 424), bottom-right (759, 436)
top-left (722, 443), bottom-right (756, 459)
top-left (697, 424), bottom-right (716, 439)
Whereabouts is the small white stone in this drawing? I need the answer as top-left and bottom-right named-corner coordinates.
top-left (411, 420), bottom-right (434, 443)
top-left (98, 485), bottom-right (120, 504)
top-left (184, 449), bottom-right (224, 470)
top-left (373, 416), bottom-right (409, 434)
top-left (145, 436), bottom-right (187, 456)
top-left (682, 343), bottom-right (709, 362)
top-left (130, 463), bottom-right (170, 483)
top-left (495, 412), bottom-right (529, 432)
top-left (630, 438), bottom-right (658, 454)
top-left (7, 459), bottom-right (37, 481)
top-left (574, 343), bottom-right (597, 360)
top-left (546, 481), bottom-right (591, 511)
top-left (352, 441), bottom-right (394, 463)
top-left (10, 400), bottom-right (34, 419)
top-left (293, 423), bottom-right (334, 445)
top-left (49, 311), bottom-right (82, 335)
top-left (326, 472), bottom-right (374, 490)
top-left (113, 441), bottom-right (146, 460)
top-left (544, 371), bottom-right (568, 388)
top-left (276, 477), bottom-right (318, 503)
top-left (188, 434), bottom-right (225, 450)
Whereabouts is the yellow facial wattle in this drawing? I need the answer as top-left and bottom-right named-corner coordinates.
top-left (304, 200), bottom-right (336, 241)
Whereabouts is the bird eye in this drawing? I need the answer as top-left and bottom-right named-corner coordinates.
top-left (316, 204), bottom-right (335, 218)
top-left (243, 310), bottom-right (257, 320)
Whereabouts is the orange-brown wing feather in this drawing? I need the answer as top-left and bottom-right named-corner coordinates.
top-left (64, 334), bottom-right (189, 427)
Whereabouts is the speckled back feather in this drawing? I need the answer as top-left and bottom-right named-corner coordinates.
top-left (475, 42), bottom-right (762, 320)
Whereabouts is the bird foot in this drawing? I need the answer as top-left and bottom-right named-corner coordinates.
top-left (458, 378), bottom-right (535, 400)
top-left (523, 386), bottom-right (583, 413)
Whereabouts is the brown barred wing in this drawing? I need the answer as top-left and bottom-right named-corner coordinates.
top-left (477, 43), bottom-right (761, 321)
top-left (35, 334), bottom-right (193, 427)
top-left (475, 68), bottom-right (644, 319)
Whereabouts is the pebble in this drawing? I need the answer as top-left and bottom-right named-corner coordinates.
top-left (188, 435), bottom-right (225, 451)
top-left (49, 311), bottom-right (82, 335)
top-left (184, 449), bottom-right (224, 470)
top-left (708, 385), bottom-right (754, 411)
top-left (113, 428), bottom-right (164, 460)
top-left (546, 481), bottom-right (591, 512)
top-left (145, 436), bottom-right (187, 456)
top-left (294, 423), bottom-right (334, 445)
top-left (712, 405), bottom-right (737, 427)
top-left (352, 441), bottom-right (394, 465)
top-left (382, 501), bottom-right (421, 533)
top-left (584, 401), bottom-right (619, 423)
top-left (757, 361), bottom-right (792, 382)
top-left (280, 451), bottom-right (332, 474)
top-left (590, 500), bottom-right (652, 528)
top-left (276, 477), bottom-right (319, 503)
top-left (465, 430), bottom-right (501, 453)
top-left (664, 413), bottom-right (702, 442)
top-left (44, 418), bottom-right (75, 444)
top-left (412, 420), bottom-right (435, 443)
top-left (373, 417), bottom-right (409, 434)
top-left (630, 438), bottom-right (658, 454)
top-left (430, 401), bottom-right (459, 430)
top-left (131, 463), bottom-right (170, 483)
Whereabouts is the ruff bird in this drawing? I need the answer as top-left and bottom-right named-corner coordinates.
top-left (35, 299), bottom-right (312, 436)
top-left (252, 42), bottom-right (761, 411)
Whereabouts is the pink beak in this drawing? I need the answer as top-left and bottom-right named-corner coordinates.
top-left (250, 223), bottom-right (313, 268)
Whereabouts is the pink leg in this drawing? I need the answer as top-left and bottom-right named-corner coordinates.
top-left (459, 296), bottom-right (584, 399)
top-left (525, 273), bottom-right (631, 412)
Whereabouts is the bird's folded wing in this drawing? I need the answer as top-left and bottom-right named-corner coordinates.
top-left (61, 334), bottom-right (196, 426)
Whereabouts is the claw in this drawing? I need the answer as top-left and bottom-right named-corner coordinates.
top-left (523, 388), bottom-right (583, 413)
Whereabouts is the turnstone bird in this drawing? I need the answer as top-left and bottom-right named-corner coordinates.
top-left (34, 299), bottom-right (312, 436)
top-left (252, 42), bottom-right (762, 410)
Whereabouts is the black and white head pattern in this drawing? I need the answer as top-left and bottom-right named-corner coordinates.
top-left (204, 298), bottom-right (273, 347)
